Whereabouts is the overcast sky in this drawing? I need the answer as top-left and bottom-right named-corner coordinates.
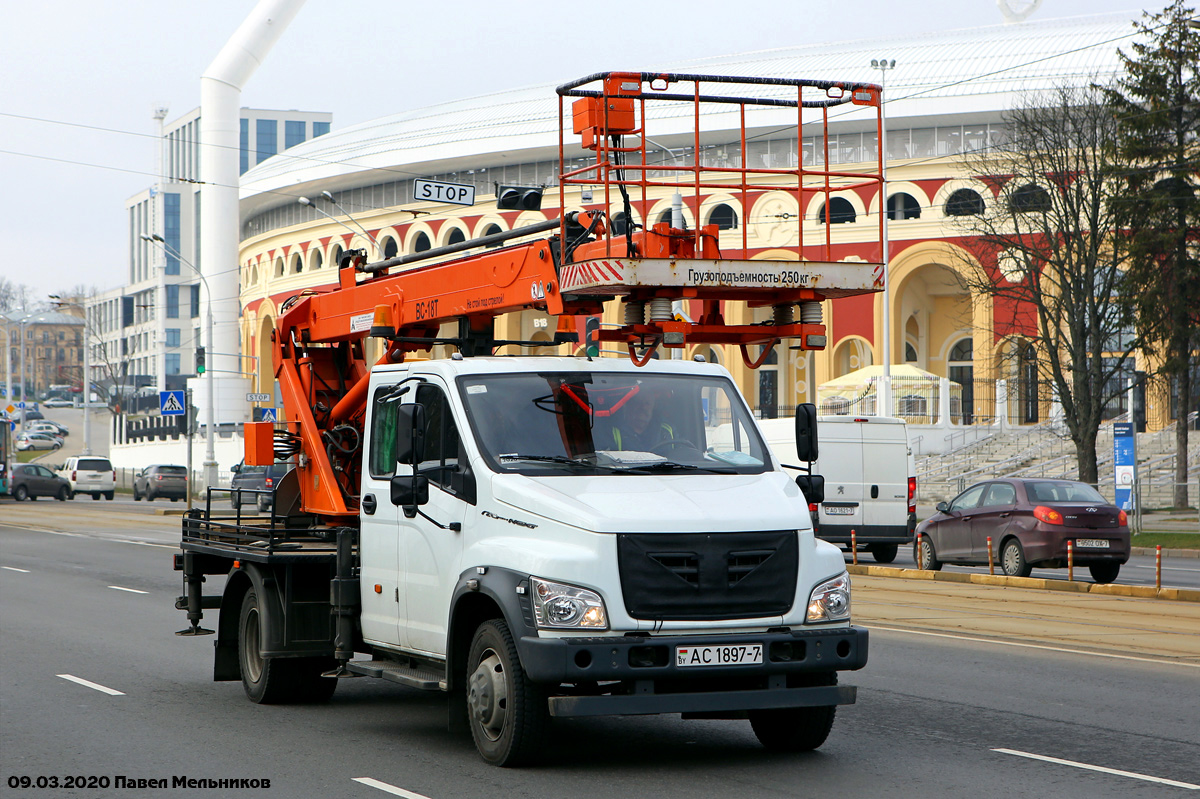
top-left (0, 0), bottom-right (1165, 302)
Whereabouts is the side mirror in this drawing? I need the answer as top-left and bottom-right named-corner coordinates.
top-left (936, 501), bottom-right (949, 513)
top-left (230, 464), bottom-right (241, 474)
top-left (795, 474), bottom-right (825, 504)
top-left (794, 403), bottom-right (819, 463)
top-left (391, 474), bottom-right (429, 511)
top-left (395, 404), bottom-right (426, 465)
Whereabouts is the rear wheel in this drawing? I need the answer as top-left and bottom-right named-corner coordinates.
top-left (749, 673), bottom-right (838, 751)
top-left (466, 619), bottom-right (548, 766)
top-left (147, 491), bottom-right (155, 501)
top-left (870, 543), bottom-right (898, 564)
top-left (92, 493), bottom-right (100, 500)
top-left (1089, 563), bottom-right (1121, 584)
top-left (13, 485), bottom-right (28, 501)
top-left (915, 536), bottom-right (942, 571)
top-left (1001, 539), bottom-right (1031, 578)
top-left (238, 590), bottom-right (302, 704)
top-left (104, 491), bottom-right (114, 501)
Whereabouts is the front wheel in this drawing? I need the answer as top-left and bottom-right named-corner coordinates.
top-left (870, 543), bottom-right (898, 564)
top-left (57, 486), bottom-right (70, 502)
top-left (133, 486), bottom-right (141, 501)
top-left (915, 536), bottom-right (942, 571)
top-left (1089, 563), bottom-right (1121, 584)
top-left (749, 673), bottom-right (838, 751)
top-left (146, 491), bottom-right (155, 502)
top-left (91, 493), bottom-right (100, 501)
top-left (1001, 539), bottom-right (1031, 578)
top-left (466, 619), bottom-right (548, 767)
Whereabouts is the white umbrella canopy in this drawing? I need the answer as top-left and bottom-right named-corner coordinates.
top-left (818, 365), bottom-right (960, 419)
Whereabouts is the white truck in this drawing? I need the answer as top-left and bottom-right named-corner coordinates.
top-left (173, 70), bottom-right (884, 765)
top-left (761, 416), bottom-right (916, 563)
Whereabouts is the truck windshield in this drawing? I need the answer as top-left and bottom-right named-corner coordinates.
top-left (458, 372), bottom-right (770, 475)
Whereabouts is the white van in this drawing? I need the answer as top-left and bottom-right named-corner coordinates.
top-left (760, 416), bottom-right (915, 563)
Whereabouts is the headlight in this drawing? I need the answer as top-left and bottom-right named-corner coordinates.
top-left (806, 572), bottom-right (851, 623)
top-left (530, 577), bottom-right (608, 630)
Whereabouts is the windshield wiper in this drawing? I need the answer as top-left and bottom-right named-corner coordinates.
top-left (497, 454), bottom-right (626, 473)
top-left (620, 461), bottom-right (737, 474)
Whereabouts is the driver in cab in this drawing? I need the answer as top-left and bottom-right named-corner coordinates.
top-left (611, 387), bottom-right (674, 451)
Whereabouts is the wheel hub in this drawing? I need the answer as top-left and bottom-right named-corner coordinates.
top-left (467, 652), bottom-right (507, 741)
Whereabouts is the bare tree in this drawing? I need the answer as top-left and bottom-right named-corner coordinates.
top-left (1104, 0), bottom-right (1200, 509)
top-left (950, 84), bottom-right (1140, 485)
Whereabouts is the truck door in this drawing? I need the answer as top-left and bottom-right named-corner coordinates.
top-left (861, 425), bottom-right (906, 536)
top-left (402, 381), bottom-right (469, 656)
top-left (360, 380), bottom-right (408, 649)
top-left (817, 422), bottom-right (864, 536)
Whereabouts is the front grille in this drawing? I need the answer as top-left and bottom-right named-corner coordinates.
top-left (618, 531), bottom-right (798, 620)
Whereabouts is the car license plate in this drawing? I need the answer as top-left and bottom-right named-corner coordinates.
top-left (1075, 539), bottom-right (1110, 548)
top-left (825, 505), bottom-right (855, 516)
top-left (676, 644), bottom-right (763, 667)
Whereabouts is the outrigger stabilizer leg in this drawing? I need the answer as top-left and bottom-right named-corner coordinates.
top-left (175, 552), bottom-right (214, 636)
top-left (323, 528), bottom-right (362, 678)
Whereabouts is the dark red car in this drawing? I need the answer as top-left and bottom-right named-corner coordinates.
top-left (914, 478), bottom-right (1130, 583)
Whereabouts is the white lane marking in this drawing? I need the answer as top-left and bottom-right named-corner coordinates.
top-left (108, 585), bottom-right (149, 594)
top-left (352, 778), bottom-right (432, 798)
top-left (2, 524), bottom-right (177, 550)
top-left (57, 674), bottom-right (125, 696)
top-left (2, 566), bottom-right (31, 573)
top-left (993, 748), bottom-right (1200, 790)
top-left (869, 625), bottom-right (1200, 669)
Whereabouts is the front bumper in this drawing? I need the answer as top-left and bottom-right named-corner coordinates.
top-left (522, 624), bottom-right (865, 688)
top-left (519, 626), bottom-right (867, 718)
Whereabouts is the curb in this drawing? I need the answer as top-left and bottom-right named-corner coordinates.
top-left (154, 508), bottom-right (189, 516)
top-left (846, 564), bottom-right (1200, 602)
top-left (1131, 546), bottom-right (1200, 559)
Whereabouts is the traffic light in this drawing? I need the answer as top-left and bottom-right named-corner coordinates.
top-left (497, 185), bottom-right (544, 211)
top-left (584, 316), bottom-right (600, 358)
top-left (195, 346), bottom-right (206, 375)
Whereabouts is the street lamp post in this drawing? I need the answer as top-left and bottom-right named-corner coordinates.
top-left (141, 233), bottom-right (218, 489)
top-left (872, 57), bottom-right (896, 417)
top-left (48, 296), bottom-right (92, 455)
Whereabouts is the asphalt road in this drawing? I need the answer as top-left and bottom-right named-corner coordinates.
top-left (2, 513), bottom-right (1198, 798)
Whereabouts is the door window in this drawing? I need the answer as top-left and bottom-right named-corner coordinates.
top-left (980, 482), bottom-right (1016, 507)
top-left (416, 384), bottom-right (460, 490)
top-left (950, 484), bottom-right (986, 512)
top-left (369, 386), bottom-right (399, 478)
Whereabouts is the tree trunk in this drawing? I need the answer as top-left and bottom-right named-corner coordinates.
top-left (1175, 367), bottom-right (1193, 509)
top-left (1075, 428), bottom-right (1099, 487)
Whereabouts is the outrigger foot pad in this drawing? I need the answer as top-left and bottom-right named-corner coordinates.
top-left (175, 625), bottom-right (214, 636)
top-left (322, 664), bottom-right (361, 679)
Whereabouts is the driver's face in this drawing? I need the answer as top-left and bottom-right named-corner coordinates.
top-left (628, 392), bottom-right (655, 433)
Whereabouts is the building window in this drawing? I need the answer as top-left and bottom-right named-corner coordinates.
top-left (313, 121), bottom-right (330, 138)
top-left (945, 188), bottom-right (984, 216)
top-left (412, 232), bottom-right (431, 252)
top-left (165, 353), bottom-right (181, 375)
top-left (285, 120), bottom-right (306, 149)
top-left (1009, 184), bottom-right (1050, 213)
top-left (166, 328), bottom-right (181, 348)
top-left (446, 228), bottom-right (466, 246)
top-left (256, 119), bottom-right (277, 165)
top-left (309, 249), bottom-right (324, 271)
top-left (164, 193), bottom-right (181, 274)
top-left (240, 119), bottom-right (249, 174)
top-left (887, 193), bottom-right (921, 221)
top-left (708, 203), bottom-right (739, 230)
top-left (818, 198), bottom-right (856, 224)
top-left (166, 285), bottom-right (180, 319)
top-left (190, 285), bottom-right (200, 318)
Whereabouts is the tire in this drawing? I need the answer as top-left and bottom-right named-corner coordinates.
top-left (749, 672), bottom-right (838, 752)
top-left (104, 491), bottom-right (114, 501)
top-left (1001, 539), bottom-right (1031, 578)
top-left (133, 487), bottom-right (141, 501)
top-left (147, 491), bottom-right (155, 502)
top-left (57, 486), bottom-right (70, 502)
top-left (1089, 563), bottom-right (1121, 584)
top-left (92, 493), bottom-right (100, 501)
top-left (13, 485), bottom-right (28, 501)
top-left (52, 443), bottom-right (61, 450)
top-left (915, 536), bottom-right (942, 571)
top-left (238, 589), bottom-right (303, 704)
top-left (170, 497), bottom-right (179, 502)
top-left (466, 619), bottom-right (548, 767)
top-left (870, 543), bottom-right (898, 564)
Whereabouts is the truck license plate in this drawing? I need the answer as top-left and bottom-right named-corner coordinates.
top-left (1075, 539), bottom-right (1110, 548)
top-left (676, 644), bottom-right (763, 667)
top-left (825, 505), bottom-right (855, 515)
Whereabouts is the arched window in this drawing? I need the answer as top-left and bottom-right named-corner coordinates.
top-left (251, 265), bottom-right (259, 285)
top-left (611, 211), bottom-right (639, 236)
top-left (905, 342), bottom-right (918, 362)
top-left (446, 228), bottom-right (466, 246)
top-left (949, 337), bottom-right (975, 424)
top-left (412, 232), bottom-right (431, 253)
top-left (381, 237), bottom-right (398, 259)
top-left (945, 188), bottom-right (984, 216)
top-left (309, 249), bottom-right (323, 271)
top-left (332, 245), bottom-right (343, 268)
top-left (817, 197), bottom-right (856, 224)
top-left (274, 257), bottom-right (284, 277)
top-left (708, 203), bottom-right (738, 230)
top-left (290, 252), bottom-right (303, 274)
top-left (887, 193), bottom-right (921, 221)
top-left (483, 223), bottom-right (503, 248)
top-left (1009, 184), bottom-right (1050, 213)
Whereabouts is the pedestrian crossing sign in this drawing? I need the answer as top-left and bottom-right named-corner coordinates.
top-left (160, 390), bottom-right (186, 416)
top-left (253, 407), bottom-right (279, 423)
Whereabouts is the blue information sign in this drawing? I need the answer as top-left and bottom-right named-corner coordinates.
top-left (159, 390), bottom-right (186, 417)
top-left (253, 407), bottom-right (280, 423)
top-left (1113, 422), bottom-right (1135, 511)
